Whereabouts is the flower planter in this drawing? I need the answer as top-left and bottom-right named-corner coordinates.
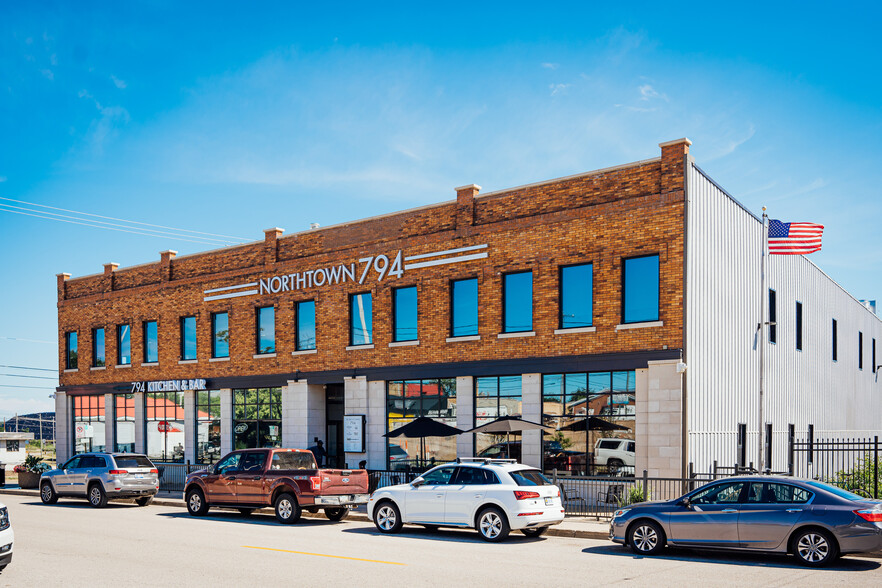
top-left (17, 471), bottom-right (41, 489)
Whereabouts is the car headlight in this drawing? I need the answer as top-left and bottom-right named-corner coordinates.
top-left (612, 508), bottom-right (631, 519)
top-left (0, 507), bottom-right (8, 531)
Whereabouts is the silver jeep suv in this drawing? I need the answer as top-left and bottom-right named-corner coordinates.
top-left (40, 453), bottom-right (159, 508)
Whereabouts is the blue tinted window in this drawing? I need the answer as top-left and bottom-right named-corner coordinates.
top-left (211, 312), bottom-right (229, 358)
top-left (560, 264), bottom-right (593, 328)
top-left (257, 306), bottom-right (275, 354)
top-left (92, 328), bottom-right (105, 367)
top-left (623, 255), bottom-right (659, 323)
top-left (393, 286), bottom-right (418, 342)
top-left (296, 301), bottom-right (316, 350)
top-left (143, 321), bottom-right (158, 363)
top-left (65, 331), bottom-right (78, 370)
top-left (503, 271), bottom-right (532, 333)
top-left (350, 293), bottom-right (373, 345)
top-left (181, 316), bottom-right (197, 360)
top-left (451, 278), bottom-right (478, 337)
top-left (117, 324), bottom-right (131, 365)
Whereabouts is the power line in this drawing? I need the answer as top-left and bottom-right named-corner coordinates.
top-left (0, 196), bottom-right (251, 242)
top-left (0, 373), bottom-right (58, 380)
top-left (0, 384), bottom-right (57, 389)
top-left (0, 336), bottom-right (55, 344)
top-left (0, 364), bottom-right (56, 372)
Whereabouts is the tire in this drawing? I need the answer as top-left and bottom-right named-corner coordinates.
top-left (477, 507), bottom-right (510, 542)
top-left (136, 496), bottom-right (153, 507)
top-left (238, 508), bottom-right (255, 516)
top-left (40, 482), bottom-right (58, 504)
top-left (521, 527), bottom-right (547, 538)
top-left (325, 507), bottom-right (349, 521)
top-left (608, 459), bottom-right (624, 476)
top-left (88, 483), bottom-right (108, 508)
top-left (628, 519), bottom-right (665, 555)
top-left (373, 501), bottom-right (403, 534)
top-left (791, 528), bottom-right (839, 567)
top-left (274, 493), bottom-right (301, 524)
top-left (186, 488), bottom-right (209, 516)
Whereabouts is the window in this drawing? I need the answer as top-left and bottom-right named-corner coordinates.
top-left (450, 278), bottom-right (478, 337)
top-left (233, 388), bottom-right (282, 449)
top-left (349, 292), bottom-right (373, 345)
top-left (256, 306), bottom-right (275, 354)
top-left (475, 376), bottom-right (522, 457)
top-left (196, 390), bottom-right (221, 464)
top-left (386, 378), bottom-right (456, 469)
top-left (832, 319), bottom-right (838, 361)
top-left (211, 312), bottom-right (229, 358)
top-left (392, 286), bottom-right (418, 342)
top-left (145, 391), bottom-right (185, 462)
top-left (65, 331), bottom-right (78, 370)
top-left (5, 440), bottom-right (19, 452)
top-left (73, 395), bottom-right (106, 454)
top-left (272, 451), bottom-right (317, 470)
top-left (117, 324), bottom-right (131, 365)
top-left (216, 452), bottom-right (242, 474)
top-left (690, 481), bottom-right (745, 504)
top-left (92, 328), bottom-right (105, 367)
top-left (622, 255), bottom-right (660, 323)
top-left (746, 482), bottom-right (812, 504)
top-left (452, 467), bottom-right (499, 485)
top-left (859, 332), bottom-right (864, 370)
top-left (421, 466), bottom-right (456, 485)
top-left (180, 316), bottom-right (197, 361)
top-left (241, 451), bottom-right (267, 473)
top-left (503, 271), bottom-right (533, 333)
top-left (143, 320), bottom-right (158, 363)
top-left (295, 300), bottom-right (316, 351)
top-left (560, 263), bottom-right (593, 329)
top-left (873, 338), bottom-right (877, 376)
top-left (114, 393), bottom-right (135, 453)
top-left (795, 302), bottom-right (803, 351)
top-left (768, 289), bottom-right (777, 344)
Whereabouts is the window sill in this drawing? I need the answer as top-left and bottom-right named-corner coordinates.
top-left (497, 331), bottom-right (536, 339)
top-left (178, 360), bottom-right (198, 365)
top-left (90, 366), bottom-right (106, 371)
top-left (115, 363), bottom-right (132, 369)
top-left (253, 353), bottom-right (277, 359)
top-left (140, 362), bottom-right (159, 367)
top-left (446, 335), bottom-right (480, 343)
top-left (346, 344), bottom-right (375, 351)
top-left (615, 320), bottom-right (663, 331)
top-left (554, 326), bottom-right (596, 335)
top-left (291, 349), bottom-right (318, 356)
top-left (389, 340), bottom-right (419, 348)
top-left (63, 368), bottom-right (78, 373)
top-left (209, 356), bottom-right (230, 362)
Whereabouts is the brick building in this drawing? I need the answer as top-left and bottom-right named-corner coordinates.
top-left (55, 138), bottom-right (882, 477)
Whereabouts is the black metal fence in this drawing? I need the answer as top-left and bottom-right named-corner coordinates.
top-left (155, 463), bottom-right (206, 492)
top-left (790, 435), bottom-right (880, 499)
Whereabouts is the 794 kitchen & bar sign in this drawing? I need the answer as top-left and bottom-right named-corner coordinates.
top-left (131, 379), bottom-right (208, 393)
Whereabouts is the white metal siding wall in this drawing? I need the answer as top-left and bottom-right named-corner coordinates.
top-left (685, 162), bottom-right (882, 473)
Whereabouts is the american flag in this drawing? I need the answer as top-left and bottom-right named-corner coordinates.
top-left (768, 220), bottom-right (824, 255)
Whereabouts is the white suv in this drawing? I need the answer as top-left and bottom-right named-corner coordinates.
top-left (594, 438), bottom-right (635, 474)
top-left (0, 501), bottom-right (12, 572)
top-left (367, 458), bottom-right (564, 542)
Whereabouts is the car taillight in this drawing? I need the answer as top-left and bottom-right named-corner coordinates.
top-left (108, 470), bottom-right (128, 475)
top-left (150, 469), bottom-right (159, 474)
top-left (310, 476), bottom-right (322, 492)
top-left (854, 509), bottom-right (882, 522)
top-left (514, 491), bottom-right (541, 500)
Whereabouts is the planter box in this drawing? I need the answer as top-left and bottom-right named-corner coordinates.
top-left (17, 471), bottom-right (41, 489)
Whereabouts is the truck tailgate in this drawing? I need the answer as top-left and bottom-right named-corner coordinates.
top-left (317, 469), bottom-right (369, 495)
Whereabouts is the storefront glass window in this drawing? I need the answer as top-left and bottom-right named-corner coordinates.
top-left (350, 293), bottom-right (373, 345)
top-left (196, 390), bottom-right (222, 464)
top-left (474, 376), bottom-right (522, 458)
top-left (73, 395), bottom-right (105, 454)
top-left (117, 324), bottom-right (131, 365)
top-left (386, 378), bottom-right (456, 470)
top-left (65, 331), bottom-right (78, 370)
top-left (503, 272), bottom-right (532, 333)
top-left (256, 306), bottom-right (275, 354)
top-left (296, 300), bottom-right (316, 351)
top-left (622, 255), bottom-right (659, 323)
top-left (145, 391), bottom-right (185, 462)
top-left (211, 312), bottom-right (229, 358)
top-left (181, 316), bottom-right (197, 360)
top-left (143, 320), bottom-right (159, 363)
top-left (451, 278), bottom-right (478, 337)
top-left (92, 328), bottom-right (105, 367)
top-left (114, 393), bottom-right (135, 452)
top-left (560, 263), bottom-right (593, 329)
top-left (393, 286), bottom-right (418, 342)
top-left (233, 388), bottom-right (282, 449)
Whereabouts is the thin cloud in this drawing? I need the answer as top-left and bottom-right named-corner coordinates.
top-left (40, 69), bottom-right (54, 81)
top-left (549, 83), bottom-right (570, 96)
top-left (111, 75), bottom-right (127, 89)
top-left (639, 84), bottom-right (658, 100)
top-left (541, 62), bottom-right (559, 70)
top-left (767, 178), bottom-right (827, 203)
top-left (705, 124), bottom-right (757, 161)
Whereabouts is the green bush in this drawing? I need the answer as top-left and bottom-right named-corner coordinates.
top-left (617, 484), bottom-right (649, 507)
top-left (830, 452), bottom-right (881, 498)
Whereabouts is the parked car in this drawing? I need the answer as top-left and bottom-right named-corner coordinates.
top-left (593, 438), bottom-right (635, 474)
top-left (0, 501), bottom-right (12, 572)
top-left (388, 444), bottom-right (410, 471)
top-left (477, 441), bottom-right (586, 472)
top-left (39, 453), bottom-right (159, 508)
top-left (368, 458), bottom-right (565, 542)
top-left (610, 476), bottom-right (882, 567)
top-left (184, 448), bottom-right (369, 523)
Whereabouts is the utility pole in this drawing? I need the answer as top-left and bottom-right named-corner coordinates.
top-left (39, 413), bottom-right (44, 457)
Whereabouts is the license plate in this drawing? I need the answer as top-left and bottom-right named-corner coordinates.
top-left (135, 475), bottom-right (145, 479)
top-left (544, 497), bottom-right (553, 506)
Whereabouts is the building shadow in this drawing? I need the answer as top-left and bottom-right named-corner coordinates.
top-left (156, 510), bottom-right (332, 528)
top-left (342, 524), bottom-right (548, 545)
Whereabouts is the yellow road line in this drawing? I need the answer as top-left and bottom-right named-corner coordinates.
top-left (243, 545), bottom-right (406, 566)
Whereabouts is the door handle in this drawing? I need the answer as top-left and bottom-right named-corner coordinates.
top-left (786, 509), bottom-right (803, 513)
top-left (721, 509), bottom-right (738, 513)
top-left (250, 476), bottom-right (261, 480)
top-left (435, 494), bottom-right (444, 498)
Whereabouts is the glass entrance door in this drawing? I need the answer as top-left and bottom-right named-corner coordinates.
top-left (326, 384), bottom-right (345, 468)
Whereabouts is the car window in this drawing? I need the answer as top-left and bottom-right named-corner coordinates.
top-left (510, 469), bottom-right (552, 486)
top-left (241, 452), bottom-right (267, 473)
top-left (480, 445), bottom-right (502, 458)
top-left (626, 442), bottom-right (636, 453)
top-left (86, 456), bottom-right (107, 469)
top-left (805, 480), bottom-right (866, 501)
top-left (598, 440), bottom-right (620, 450)
top-left (271, 451), bottom-right (317, 470)
top-left (453, 467), bottom-right (499, 485)
top-left (215, 453), bottom-right (242, 474)
top-left (748, 482), bottom-right (812, 504)
top-left (691, 481), bottom-right (744, 504)
top-left (63, 457), bottom-right (81, 470)
top-left (114, 455), bottom-right (154, 468)
top-left (421, 466), bottom-right (456, 485)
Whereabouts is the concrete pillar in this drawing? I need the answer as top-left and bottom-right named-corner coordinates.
top-left (104, 393), bottom-right (115, 453)
top-left (636, 359), bottom-right (684, 479)
top-left (343, 376), bottom-right (367, 468)
top-left (284, 380), bottom-right (326, 449)
top-left (55, 391), bottom-right (70, 463)
top-left (366, 380), bottom-right (386, 469)
top-left (183, 390), bottom-right (196, 464)
top-left (133, 392), bottom-right (145, 454)
top-left (220, 388), bottom-right (233, 454)
top-left (520, 373), bottom-right (542, 468)
top-left (456, 377), bottom-right (474, 458)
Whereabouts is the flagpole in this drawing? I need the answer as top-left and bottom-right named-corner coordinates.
top-left (758, 207), bottom-right (768, 472)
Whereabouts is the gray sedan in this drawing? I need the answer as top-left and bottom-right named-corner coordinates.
top-left (609, 476), bottom-right (882, 566)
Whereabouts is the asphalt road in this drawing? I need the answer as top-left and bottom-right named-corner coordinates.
top-left (1, 493), bottom-right (881, 587)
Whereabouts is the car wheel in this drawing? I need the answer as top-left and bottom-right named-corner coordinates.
top-left (186, 488), bottom-right (209, 516)
top-left (136, 496), bottom-right (153, 507)
top-left (373, 501), bottom-right (403, 534)
top-left (477, 507), bottom-right (510, 542)
top-left (521, 527), bottom-right (547, 538)
top-left (325, 508), bottom-right (349, 522)
top-left (792, 528), bottom-right (839, 567)
top-left (628, 520), bottom-right (665, 555)
top-left (88, 483), bottom-right (108, 508)
top-left (238, 508), bottom-right (255, 516)
top-left (608, 459), bottom-right (624, 476)
top-left (274, 493), bottom-right (301, 524)
top-left (40, 482), bottom-right (58, 504)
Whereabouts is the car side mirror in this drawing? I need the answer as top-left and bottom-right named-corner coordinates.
top-left (412, 477), bottom-right (425, 487)
top-left (680, 498), bottom-right (692, 510)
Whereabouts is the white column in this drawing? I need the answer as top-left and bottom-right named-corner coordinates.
top-left (456, 376), bottom-right (474, 458)
top-left (55, 391), bottom-right (70, 463)
top-left (105, 393), bottom-right (116, 453)
top-left (366, 380), bottom-right (386, 469)
top-left (133, 392), bottom-right (145, 454)
top-left (343, 376), bottom-right (367, 469)
top-left (284, 380), bottom-right (326, 449)
top-left (635, 367), bottom-right (649, 476)
top-left (220, 388), bottom-right (233, 454)
top-left (520, 373), bottom-right (542, 468)
top-left (639, 359), bottom-right (684, 480)
top-left (183, 390), bottom-right (196, 464)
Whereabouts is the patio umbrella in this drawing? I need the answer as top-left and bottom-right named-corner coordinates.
top-left (464, 416), bottom-right (553, 459)
top-left (557, 416), bottom-right (630, 432)
top-left (383, 416), bottom-right (464, 465)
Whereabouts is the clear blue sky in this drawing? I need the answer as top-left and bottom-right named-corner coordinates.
top-left (2, 1), bottom-right (881, 417)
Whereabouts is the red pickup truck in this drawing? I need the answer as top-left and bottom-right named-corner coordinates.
top-left (184, 448), bottom-right (369, 524)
